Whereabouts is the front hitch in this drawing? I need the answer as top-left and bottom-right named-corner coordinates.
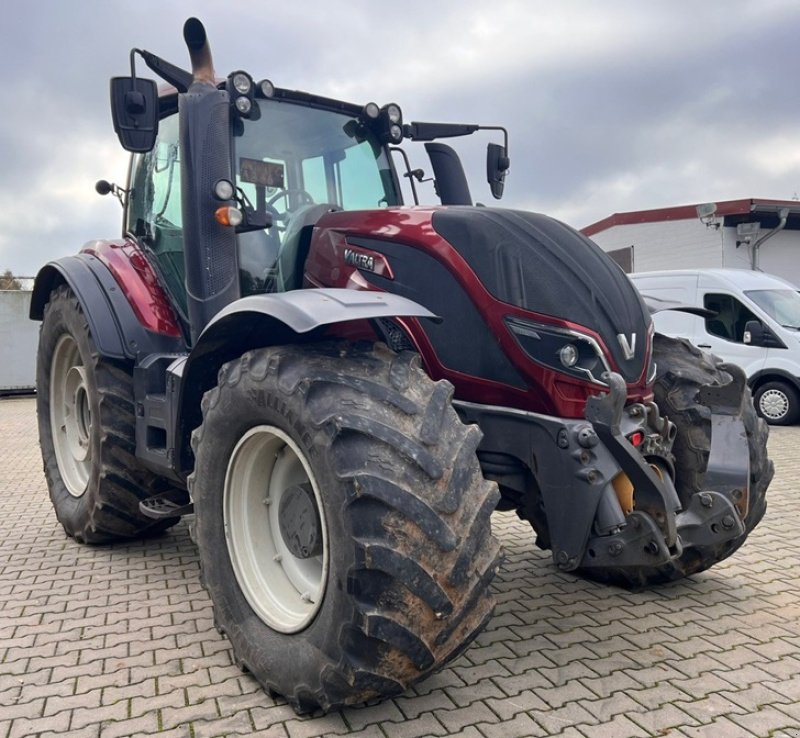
top-left (578, 367), bottom-right (750, 574)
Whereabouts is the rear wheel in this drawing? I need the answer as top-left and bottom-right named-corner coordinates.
top-left (754, 380), bottom-right (800, 425)
top-left (37, 285), bottom-right (178, 543)
top-left (191, 342), bottom-right (501, 714)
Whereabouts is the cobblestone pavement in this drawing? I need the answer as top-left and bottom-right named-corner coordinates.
top-left (2, 395), bottom-right (800, 738)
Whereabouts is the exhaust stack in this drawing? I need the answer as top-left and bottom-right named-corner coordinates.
top-left (183, 18), bottom-right (215, 85)
top-left (179, 17), bottom-right (240, 345)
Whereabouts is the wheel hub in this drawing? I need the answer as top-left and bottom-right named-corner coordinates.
top-left (278, 483), bottom-right (323, 559)
top-left (760, 389), bottom-right (788, 420)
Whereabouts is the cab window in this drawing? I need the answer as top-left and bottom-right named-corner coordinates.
top-left (126, 114), bottom-right (186, 314)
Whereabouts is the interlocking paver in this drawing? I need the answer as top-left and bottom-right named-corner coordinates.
top-left (3, 398), bottom-right (800, 738)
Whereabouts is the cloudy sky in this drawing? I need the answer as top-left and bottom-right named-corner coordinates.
top-left (3, 0), bottom-right (800, 277)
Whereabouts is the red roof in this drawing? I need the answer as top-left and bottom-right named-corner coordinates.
top-left (581, 198), bottom-right (800, 237)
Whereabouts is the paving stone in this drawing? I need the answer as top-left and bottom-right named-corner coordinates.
top-left (477, 713), bottom-right (545, 738)
top-left (574, 713), bottom-right (650, 738)
top-left (284, 712), bottom-right (349, 738)
top-left (3, 398), bottom-right (800, 738)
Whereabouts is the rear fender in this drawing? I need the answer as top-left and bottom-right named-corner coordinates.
top-left (30, 254), bottom-right (183, 360)
top-left (175, 288), bottom-right (438, 473)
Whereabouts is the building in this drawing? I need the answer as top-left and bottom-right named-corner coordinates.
top-left (582, 198), bottom-right (800, 285)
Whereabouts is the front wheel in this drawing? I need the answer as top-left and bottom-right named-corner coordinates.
top-left (191, 342), bottom-right (501, 714)
top-left (628, 334), bottom-right (772, 586)
top-left (754, 380), bottom-right (800, 425)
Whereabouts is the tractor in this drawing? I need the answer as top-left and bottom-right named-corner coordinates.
top-left (30, 18), bottom-right (771, 714)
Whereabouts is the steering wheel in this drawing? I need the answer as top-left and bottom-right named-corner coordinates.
top-left (267, 188), bottom-right (315, 214)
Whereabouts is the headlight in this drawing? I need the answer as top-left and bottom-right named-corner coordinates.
top-left (506, 316), bottom-right (611, 385)
top-left (232, 72), bottom-right (252, 95)
top-left (385, 103), bottom-right (402, 123)
top-left (212, 178), bottom-right (235, 201)
top-left (362, 102), bottom-right (380, 120)
top-left (258, 79), bottom-right (275, 98)
top-left (235, 96), bottom-right (252, 115)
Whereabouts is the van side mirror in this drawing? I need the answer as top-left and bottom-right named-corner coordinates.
top-left (743, 320), bottom-right (764, 346)
top-left (743, 319), bottom-right (786, 348)
top-left (110, 77), bottom-right (159, 152)
top-left (486, 143), bottom-right (510, 200)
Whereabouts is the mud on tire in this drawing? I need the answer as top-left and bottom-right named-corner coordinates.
top-left (190, 342), bottom-right (501, 714)
top-left (37, 285), bottom-right (178, 543)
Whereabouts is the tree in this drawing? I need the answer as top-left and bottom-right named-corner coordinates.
top-left (0, 270), bottom-right (22, 290)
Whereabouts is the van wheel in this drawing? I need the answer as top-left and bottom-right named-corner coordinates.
top-left (754, 380), bottom-right (799, 425)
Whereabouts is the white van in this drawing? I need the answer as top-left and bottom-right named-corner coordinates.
top-left (630, 268), bottom-right (800, 425)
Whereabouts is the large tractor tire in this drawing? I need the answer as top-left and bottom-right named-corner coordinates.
top-left (190, 342), bottom-right (501, 714)
top-left (603, 334), bottom-right (772, 588)
top-left (37, 285), bottom-right (178, 543)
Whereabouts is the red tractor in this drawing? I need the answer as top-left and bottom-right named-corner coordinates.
top-left (31, 19), bottom-right (771, 713)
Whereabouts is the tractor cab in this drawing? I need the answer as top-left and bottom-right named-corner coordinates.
top-left (112, 40), bottom-right (509, 338)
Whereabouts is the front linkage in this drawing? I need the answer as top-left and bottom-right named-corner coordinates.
top-left (457, 357), bottom-right (753, 584)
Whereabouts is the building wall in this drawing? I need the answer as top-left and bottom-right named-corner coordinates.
top-left (0, 291), bottom-right (37, 392)
top-left (588, 219), bottom-right (726, 271)
top-left (589, 219), bottom-right (800, 286)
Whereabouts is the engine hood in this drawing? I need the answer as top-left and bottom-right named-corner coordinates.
top-left (431, 207), bottom-right (651, 381)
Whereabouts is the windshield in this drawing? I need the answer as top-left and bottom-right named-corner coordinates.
top-left (745, 289), bottom-right (800, 329)
top-left (234, 98), bottom-right (400, 217)
top-left (231, 97), bottom-right (402, 295)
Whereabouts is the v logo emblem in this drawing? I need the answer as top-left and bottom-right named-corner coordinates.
top-left (617, 333), bottom-right (636, 360)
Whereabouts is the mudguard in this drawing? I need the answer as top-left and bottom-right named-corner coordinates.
top-left (30, 253), bottom-right (184, 360)
top-left (175, 288), bottom-right (439, 473)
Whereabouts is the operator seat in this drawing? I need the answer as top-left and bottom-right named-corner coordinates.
top-left (277, 203), bottom-right (340, 291)
top-left (237, 227), bottom-right (280, 295)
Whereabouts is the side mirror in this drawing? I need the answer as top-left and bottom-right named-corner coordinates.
top-left (486, 142), bottom-right (510, 200)
top-left (110, 77), bottom-right (159, 152)
top-left (743, 319), bottom-right (786, 348)
top-left (743, 320), bottom-right (764, 346)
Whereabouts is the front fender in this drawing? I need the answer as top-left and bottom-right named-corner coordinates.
top-left (175, 288), bottom-right (438, 473)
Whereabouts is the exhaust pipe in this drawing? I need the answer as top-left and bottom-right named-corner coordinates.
top-left (179, 17), bottom-right (240, 345)
top-left (183, 17), bottom-right (215, 84)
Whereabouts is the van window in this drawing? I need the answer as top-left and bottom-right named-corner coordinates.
top-left (703, 293), bottom-right (759, 343)
top-left (745, 289), bottom-right (800, 329)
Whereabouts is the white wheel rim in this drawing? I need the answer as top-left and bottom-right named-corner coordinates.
top-left (224, 425), bottom-right (328, 633)
top-left (50, 334), bottom-right (92, 497)
top-left (759, 389), bottom-right (789, 421)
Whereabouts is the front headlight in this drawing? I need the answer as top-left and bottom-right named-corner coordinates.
top-left (506, 316), bottom-right (611, 385)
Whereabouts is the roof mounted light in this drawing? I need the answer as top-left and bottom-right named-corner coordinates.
top-left (235, 96), bottom-right (252, 115)
top-left (376, 103), bottom-right (403, 144)
top-left (227, 71), bottom-right (255, 118)
top-left (384, 103), bottom-right (402, 124)
top-left (258, 79), bottom-right (275, 98)
top-left (231, 72), bottom-right (252, 95)
top-left (361, 103), bottom-right (381, 120)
